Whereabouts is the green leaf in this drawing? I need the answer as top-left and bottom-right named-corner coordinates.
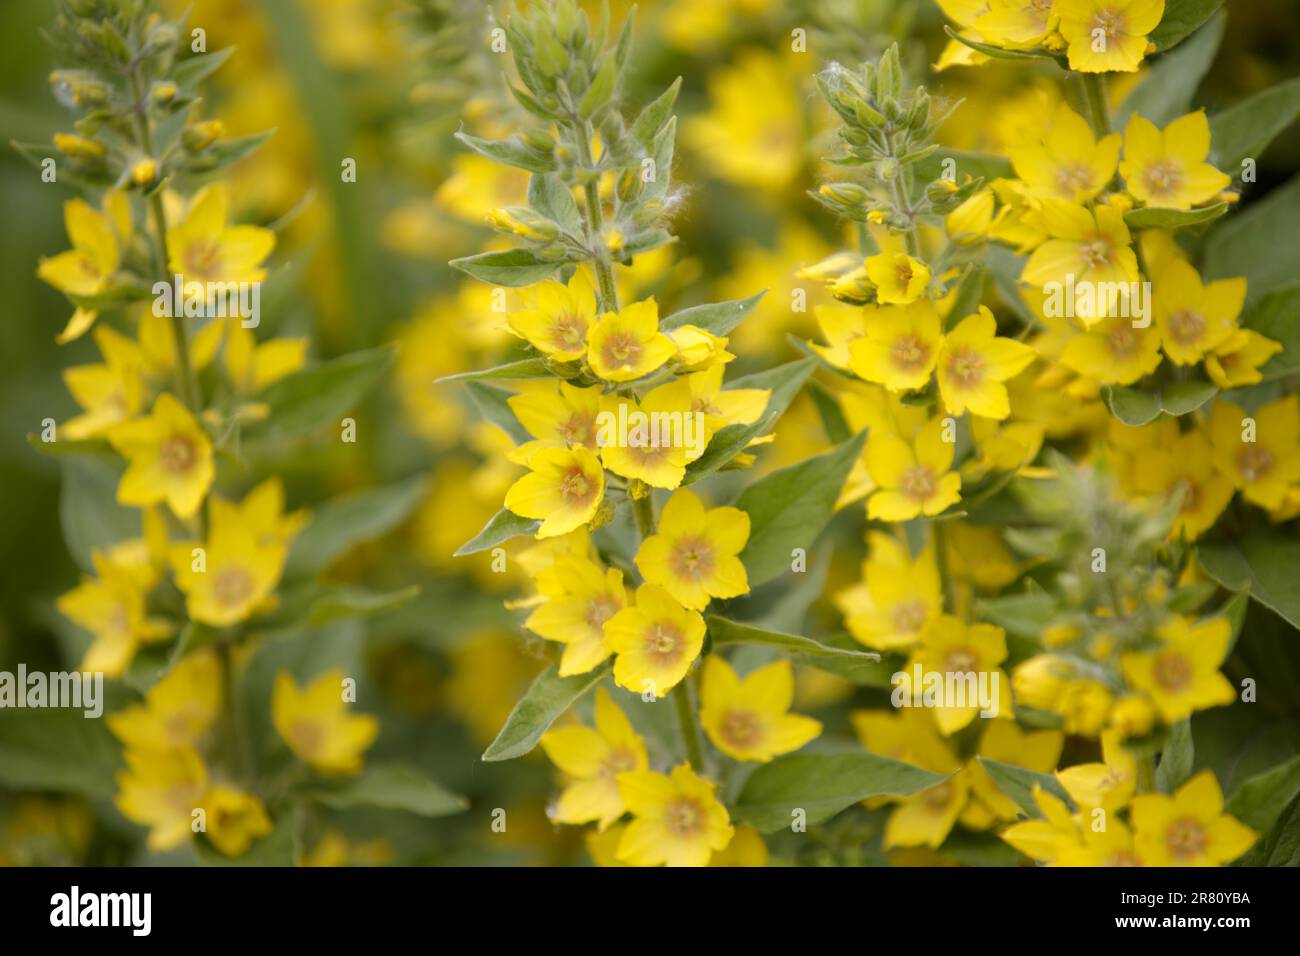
top-left (482, 662), bottom-right (611, 762)
top-left (1204, 174), bottom-right (1300, 305)
top-left (434, 357), bottom-right (554, 384)
top-left (735, 432), bottom-right (865, 586)
top-left (245, 345), bottom-right (394, 444)
top-left (1102, 379), bottom-right (1217, 425)
top-left (1198, 535), bottom-right (1300, 629)
top-left (467, 382), bottom-right (531, 444)
top-left (454, 508), bottom-right (541, 557)
top-left (684, 358), bottom-right (816, 482)
top-left (59, 455), bottom-right (139, 573)
top-left (631, 77), bottom-right (682, 148)
top-left (528, 173), bottom-right (581, 235)
top-left (1122, 201), bottom-right (1227, 230)
top-left (307, 764), bottom-right (468, 817)
top-left (975, 591), bottom-right (1057, 640)
top-left (1117, 12), bottom-right (1224, 128)
top-left (1241, 286), bottom-right (1300, 381)
top-left (0, 697), bottom-right (125, 798)
top-left (454, 130), bottom-right (553, 173)
top-left (660, 292), bottom-right (766, 336)
top-left (171, 47), bottom-right (236, 88)
top-left (978, 757), bottom-right (1073, 818)
top-left (732, 752), bottom-right (947, 833)
top-left (707, 617), bottom-right (884, 684)
top-left (1226, 754), bottom-right (1300, 834)
top-left (806, 379), bottom-right (851, 444)
top-left (308, 585), bottom-right (420, 625)
top-left (286, 474), bottom-right (426, 578)
top-left (1210, 77), bottom-right (1300, 170)
top-left (1235, 791), bottom-right (1300, 866)
top-left (1150, 0), bottom-right (1223, 51)
top-left (1157, 720), bottom-right (1195, 793)
top-left (942, 26), bottom-right (1065, 65)
top-left (449, 249), bottom-right (560, 287)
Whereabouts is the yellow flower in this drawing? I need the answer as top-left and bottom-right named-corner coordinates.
top-left (977, 0), bottom-right (1060, 49)
top-left (848, 299), bottom-right (943, 392)
top-left (865, 253), bottom-right (931, 305)
top-left (56, 550), bottom-right (170, 677)
top-left (539, 688), bottom-right (649, 829)
top-left (35, 197), bottom-right (120, 298)
top-left (1056, 818), bottom-right (1146, 866)
top-left (107, 649), bottom-right (222, 750)
top-left (61, 326), bottom-right (147, 439)
top-left (1131, 429), bottom-right (1234, 540)
top-left (225, 323), bottom-right (308, 393)
top-left (936, 306), bottom-right (1036, 418)
top-left (699, 657), bottom-right (821, 762)
top-left (810, 303), bottom-right (868, 370)
top-left (505, 445), bottom-right (606, 537)
top-left (835, 531), bottom-right (941, 651)
top-left (586, 298), bottom-right (676, 382)
top-left (506, 381), bottom-right (602, 463)
top-left (109, 392), bottom-right (215, 519)
top-left (1061, 317), bottom-right (1163, 385)
top-left (1000, 784), bottom-right (1082, 863)
top-left (1119, 110), bottom-right (1231, 210)
top-left (669, 324), bottom-right (735, 372)
top-left (946, 188), bottom-right (996, 243)
top-left (1057, 0), bottom-right (1164, 73)
top-left (166, 182), bottom-right (274, 290)
top-left (1059, 679), bottom-right (1116, 736)
top-left (272, 669), bottom-right (379, 775)
top-left (615, 763), bottom-right (734, 866)
top-left (507, 270), bottom-right (599, 361)
top-left (1130, 770), bottom-right (1256, 865)
top-left (604, 583), bottom-right (706, 696)
top-left (114, 745), bottom-right (208, 851)
top-left (1150, 257), bottom-right (1244, 365)
top-left (635, 489), bottom-right (749, 611)
top-left (1208, 396), bottom-right (1300, 509)
top-left (597, 378), bottom-right (696, 488)
top-left (524, 554), bottom-right (627, 676)
top-left (899, 615), bottom-right (1014, 735)
top-left (708, 824), bottom-right (769, 866)
top-left (1055, 730), bottom-right (1137, 813)
top-left (1021, 199), bottom-right (1139, 325)
top-left (202, 785), bottom-right (273, 857)
top-left (865, 416), bottom-right (962, 520)
top-left (684, 365), bottom-right (770, 438)
top-left (170, 479), bottom-right (301, 627)
top-left (1011, 103), bottom-right (1121, 202)
top-left (136, 310), bottom-right (224, 384)
top-left (1205, 330), bottom-right (1282, 390)
top-left (1120, 616), bottom-right (1236, 722)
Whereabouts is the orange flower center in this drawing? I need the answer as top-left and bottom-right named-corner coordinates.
top-left (891, 598), bottom-right (929, 634)
top-left (891, 334), bottom-right (932, 372)
top-left (1081, 238), bottom-right (1112, 270)
top-left (1144, 160), bottom-right (1183, 198)
top-left (645, 621), bottom-right (682, 661)
top-left (213, 566), bottom-right (255, 608)
top-left (671, 536), bottom-right (715, 581)
top-left (1164, 817), bottom-right (1208, 861)
top-left (665, 797), bottom-right (706, 836)
top-left (1236, 445), bottom-right (1274, 482)
top-left (602, 331), bottom-right (641, 368)
top-left (584, 594), bottom-right (620, 634)
top-left (900, 465), bottom-right (937, 501)
top-left (160, 434), bottom-right (197, 474)
top-left (946, 347), bottom-right (985, 388)
top-left (923, 782), bottom-right (954, 810)
top-left (720, 709), bottom-right (763, 749)
top-left (1092, 9), bottom-right (1124, 38)
top-left (1167, 309), bottom-right (1205, 345)
top-left (551, 313), bottom-right (587, 352)
top-left (560, 468), bottom-right (592, 503)
top-left (1153, 650), bottom-right (1193, 692)
top-left (944, 647), bottom-right (978, 674)
top-left (1055, 164), bottom-right (1094, 196)
top-left (1106, 325), bottom-right (1139, 359)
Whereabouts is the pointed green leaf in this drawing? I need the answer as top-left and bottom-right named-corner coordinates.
top-left (1117, 12), bottom-right (1224, 127)
top-left (1150, 0), bottom-right (1223, 51)
top-left (978, 757), bottom-right (1073, 818)
top-left (660, 291), bottom-right (765, 336)
top-left (455, 508), bottom-right (541, 557)
top-left (1211, 77), bottom-right (1300, 170)
top-left (245, 345), bottom-right (395, 444)
top-left (307, 764), bottom-right (468, 817)
top-left (707, 617), bottom-right (885, 685)
top-left (286, 474), bottom-right (426, 578)
top-left (482, 662), bottom-right (612, 761)
top-left (450, 249), bottom-right (560, 287)
top-left (1197, 534), bottom-right (1300, 629)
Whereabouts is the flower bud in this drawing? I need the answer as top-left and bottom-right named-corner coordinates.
top-left (152, 81), bottom-right (178, 104)
top-left (54, 132), bottom-right (106, 161)
top-left (130, 157), bottom-right (159, 187)
top-left (182, 120), bottom-right (225, 152)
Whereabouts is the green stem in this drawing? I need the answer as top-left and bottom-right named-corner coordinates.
top-left (931, 521), bottom-right (957, 614)
top-left (573, 118), bottom-right (620, 312)
top-left (632, 491), bottom-right (655, 540)
top-left (130, 67), bottom-right (200, 412)
top-left (673, 680), bottom-right (705, 770)
top-left (1081, 73), bottom-right (1110, 137)
top-left (218, 640), bottom-right (248, 781)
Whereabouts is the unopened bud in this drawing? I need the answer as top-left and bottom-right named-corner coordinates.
top-left (152, 81), bottom-right (178, 104)
top-left (182, 120), bottom-right (224, 152)
top-left (54, 132), bottom-right (106, 161)
top-left (130, 157), bottom-right (159, 187)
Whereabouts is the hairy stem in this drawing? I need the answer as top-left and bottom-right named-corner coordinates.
top-left (632, 491), bottom-right (655, 540)
top-left (573, 118), bottom-right (620, 312)
top-left (931, 520), bottom-right (958, 614)
top-left (672, 679), bottom-right (706, 770)
top-left (1081, 73), bottom-right (1110, 137)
